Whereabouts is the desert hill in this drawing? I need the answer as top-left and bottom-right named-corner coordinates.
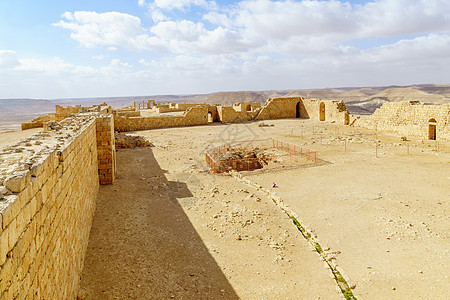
top-left (203, 91), bottom-right (267, 105)
top-left (1, 84), bottom-right (449, 129)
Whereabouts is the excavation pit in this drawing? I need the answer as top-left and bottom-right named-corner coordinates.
top-left (206, 138), bottom-right (318, 173)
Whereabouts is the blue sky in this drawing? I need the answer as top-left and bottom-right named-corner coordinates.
top-left (0, 0), bottom-right (449, 99)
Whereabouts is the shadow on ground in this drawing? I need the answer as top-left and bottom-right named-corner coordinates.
top-left (79, 147), bottom-right (238, 299)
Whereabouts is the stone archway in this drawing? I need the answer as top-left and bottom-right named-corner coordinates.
top-left (428, 118), bottom-right (437, 140)
top-left (319, 102), bottom-right (325, 121)
top-left (208, 112), bottom-right (213, 123)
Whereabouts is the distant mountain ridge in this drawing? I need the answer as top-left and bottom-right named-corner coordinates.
top-left (1, 84), bottom-right (449, 129)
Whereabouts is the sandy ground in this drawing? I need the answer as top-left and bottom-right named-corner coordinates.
top-left (0, 128), bottom-right (42, 147)
top-left (78, 119), bottom-right (448, 299)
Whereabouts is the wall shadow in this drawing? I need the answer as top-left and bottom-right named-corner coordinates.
top-left (79, 147), bottom-right (239, 299)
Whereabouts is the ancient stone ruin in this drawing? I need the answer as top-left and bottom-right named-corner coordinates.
top-left (0, 96), bottom-right (449, 299)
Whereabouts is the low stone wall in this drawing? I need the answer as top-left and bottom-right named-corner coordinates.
top-left (115, 106), bottom-right (209, 132)
top-left (21, 113), bottom-right (69, 131)
top-left (0, 114), bottom-right (115, 298)
top-left (354, 101), bottom-right (450, 140)
top-left (217, 106), bottom-right (256, 123)
top-left (55, 105), bottom-right (82, 114)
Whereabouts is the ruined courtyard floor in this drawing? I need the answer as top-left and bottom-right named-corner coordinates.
top-left (80, 119), bottom-right (449, 299)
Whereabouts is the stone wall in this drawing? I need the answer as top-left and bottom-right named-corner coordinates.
top-left (55, 105), bottom-right (82, 114)
top-left (21, 113), bottom-right (69, 131)
top-left (115, 106), bottom-right (209, 132)
top-left (255, 97), bottom-right (302, 120)
top-left (354, 101), bottom-right (450, 140)
top-left (217, 106), bottom-right (256, 123)
top-left (255, 97), bottom-right (349, 124)
top-left (232, 102), bottom-right (261, 112)
top-left (0, 113), bottom-right (116, 299)
top-left (96, 116), bottom-right (116, 184)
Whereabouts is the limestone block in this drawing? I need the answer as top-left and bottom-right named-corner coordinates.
top-left (0, 229), bottom-right (8, 265)
top-left (3, 170), bottom-right (31, 193)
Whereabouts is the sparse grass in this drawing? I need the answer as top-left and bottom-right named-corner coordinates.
top-left (315, 243), bottom-right (323, 253)
top-left (291, 216), bottom-right (357, 300)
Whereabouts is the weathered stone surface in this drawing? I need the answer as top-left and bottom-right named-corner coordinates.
top-left (3, 170), bottom-right (31, 193)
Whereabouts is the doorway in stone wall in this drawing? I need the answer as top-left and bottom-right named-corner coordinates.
top-left (246, 104), bottom-right (252, 111)
top-left (296, 102), bottom-right (301, 118)
top-left (319, 102), bottom-right (325, 121)
top-left (208, 112), bottom-right (213, 123)
top-left (428, 118), bottom-right (437, 140)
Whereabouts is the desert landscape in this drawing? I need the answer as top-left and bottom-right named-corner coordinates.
top-left (0, 92), bottom-right (448, 299)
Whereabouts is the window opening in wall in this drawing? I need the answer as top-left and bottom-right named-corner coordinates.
top-left (428, 118), bottom-right (437, 140)
top-left (246, 104), bottom-right (252, 111)
top-left (319, 102), bottom-right (325, 121)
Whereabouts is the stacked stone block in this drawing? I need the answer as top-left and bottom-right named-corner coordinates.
top-left (115, 106), bottom-right (209, 132)
top-left (355, 101), bottom-right (450, 140)
top-left (255, 97), bottom-right (349, 124)
top-left (96, 115), bottom-right (116, 185)
top-left (0, 117), bottom-right (100, 299)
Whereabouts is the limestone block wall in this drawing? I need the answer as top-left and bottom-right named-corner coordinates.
top-left (21, 113), bottom-right (69, 131)
top-left (96, 116), bottom-right (116, 184)
top-left (55, 105), bottom-right (82, 114)
top-left (217, 106), bottom-right (256, 123)
top-left (0, 113), bottom-right (116, 299)
top-left (255, 97), bottom-right (304, 120)
top-left (115, 111), bottom-right (141, 118)
top-left (233, 102), bottom-right (261, 112)
top-left (115, 106), bottom-right (209, 132)
top-left (255, 97), bottom-right (349, 124)
top-left (354, 101), bottom-right (450, 140)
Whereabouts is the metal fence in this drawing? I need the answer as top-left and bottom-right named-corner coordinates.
top-left (206, 138), bottom-right (318, 173)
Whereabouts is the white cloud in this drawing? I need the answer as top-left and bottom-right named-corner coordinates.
top-left (54, 11), bottom-right (165, 51)
top-left (153, 0), bottom-right (216, 11)
top-left (0, 50), bottom-right (21, 68)
top-left (3, 1), bottom-right (450, 99)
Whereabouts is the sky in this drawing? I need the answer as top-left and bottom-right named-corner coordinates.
top-left (0, 0), bottom-right (449, 99)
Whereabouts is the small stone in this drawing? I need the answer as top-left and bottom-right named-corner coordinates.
top-left (77, 288), bottom-right (88, 300)
top-left (392, 286), bottom-right (396, 290)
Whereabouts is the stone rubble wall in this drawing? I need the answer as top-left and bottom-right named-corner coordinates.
top-left (114, 106), bottom-right (209, 132)
top-left (21, 113), bottom-right (69, 131)
top-left (354, 101), bottom-right (450, 140)
top-left (0, 113), bottom-right (115, 299)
